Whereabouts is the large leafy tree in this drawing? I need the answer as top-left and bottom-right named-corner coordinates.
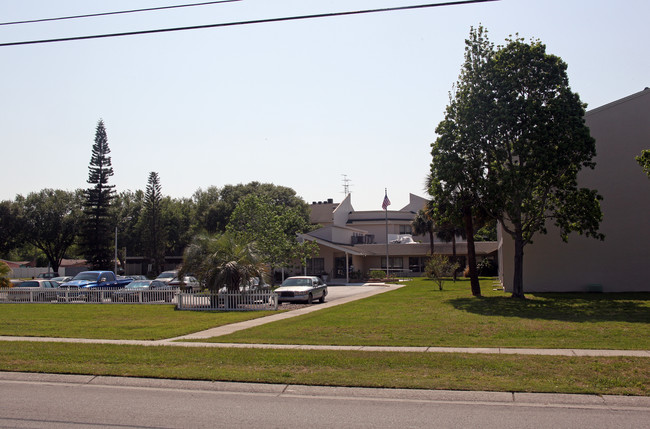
top-left (191, 182), bottom-right (310, 235)
top-left (17, 189), bottom-right (84, 273)
top-left (81, 119), bottom-right (116, 269)
top-left (112, 190), bottom-right (145, 266)
top-left (162, 196), bottom-right (194, 257)
top-left (226, 194), bottom-right (312, 281)
top-left (0, 200), bottom-right (21, 257)
top-left (432, 27), bottom-right (604, 299)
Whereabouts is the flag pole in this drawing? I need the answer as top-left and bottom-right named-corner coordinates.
top-left (384, 188), bottom-right (389, 277)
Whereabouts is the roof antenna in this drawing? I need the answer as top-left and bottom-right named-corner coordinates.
top-left (342, 174), bottom-right (352, 196)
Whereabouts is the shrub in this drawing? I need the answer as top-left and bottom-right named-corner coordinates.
top-left (477, 258), bottom-right (498, 276)
top-left (369, 270), bottom-right (387, 279)
top-left (0, 262), bottom-right (11, 288)
top-left (425, 255), bottom-right (459, 290)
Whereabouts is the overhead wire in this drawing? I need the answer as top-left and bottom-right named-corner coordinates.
top-left (0, 0), bottom-right (499, 47)
top-left (0, 0), bottom-right (243, 26)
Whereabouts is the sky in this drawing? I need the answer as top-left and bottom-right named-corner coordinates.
top-left (1, 0), bottom-right (649, 211)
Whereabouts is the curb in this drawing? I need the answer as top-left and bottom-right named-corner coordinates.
top-left (0, 371), bottom-right (648, 409)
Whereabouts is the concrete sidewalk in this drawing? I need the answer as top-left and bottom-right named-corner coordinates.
top-left (0, 335), bottom-right (648, 357)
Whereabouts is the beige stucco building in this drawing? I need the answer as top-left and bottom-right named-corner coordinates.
top-left (301, 193), bottom-right (497, 282)
top-left (498, 88), bottom-right (650, 292)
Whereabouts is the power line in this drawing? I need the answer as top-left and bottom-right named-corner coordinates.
top-left (0, 0), bottom-right (499, 47)
top-left (0, 0), bottom-right (242, 26)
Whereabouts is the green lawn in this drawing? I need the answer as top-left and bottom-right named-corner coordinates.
top-left (0, 341), bottom-right (647, 396)
top-left (1, 279), bottom-right (648, 349)
top-left (0, 304), bottom-right (278, 340)
top-left (0, 279), bottom-right (648, 396)
top-left (203, 278), bottom-right (650, 350)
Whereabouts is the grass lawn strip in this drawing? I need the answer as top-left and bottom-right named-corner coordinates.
top-left (0, 341), bottom-right (647, 396)
top-left (0, 304), bottom-right (279, 340)
top-left (205, 279), bottom-right (650, 350)
top-left (1, 279), bottom-right (648, 349)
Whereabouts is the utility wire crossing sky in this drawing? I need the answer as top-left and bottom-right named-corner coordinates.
top-left (1, 1), bottom-right (498, 47)
top-left (0, 0), bottom-right (648, 211)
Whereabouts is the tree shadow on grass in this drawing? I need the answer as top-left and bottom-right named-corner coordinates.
top-left (447, 293), bottom-right (650, 323)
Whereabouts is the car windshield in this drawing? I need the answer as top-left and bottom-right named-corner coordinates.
top-left (72, 273), bottom-right (99, 281)
top-left (125, 281), bottom-right (151, 289)
top-left (150, 281), bottom-right (167, 288)
top-left (16, 281), bottom-right (39, 288)
top-left (156, 272), bottom-right (176, 279)
top-left (281, 278), bottom-right (312, 287)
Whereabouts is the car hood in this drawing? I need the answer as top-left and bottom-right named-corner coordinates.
top-left (61, 280), bottom-right (96, 288)
top-left (274, 286), bottom-right (315, 292)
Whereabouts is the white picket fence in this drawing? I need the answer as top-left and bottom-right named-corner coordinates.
top-left (177, 291), bottom-right (278, 311)
top-left (0, 288), bottom-right (179, 304)
top-left (0, 288), bottom-right (278, 312)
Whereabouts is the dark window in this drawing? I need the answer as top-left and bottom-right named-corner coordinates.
top-left (381, 257), bottom-right (403, 269)
top-left (399, 225), bottom-right (412, 235)
top-left (307, 258), bottom-right (324, 275)
top-left (409, 257), bottom-right (426, 273)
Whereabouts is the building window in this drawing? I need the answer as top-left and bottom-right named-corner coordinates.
top-left (381, 257), bottom-right (403, 269)
top-left (399, 225), bottom-right (412, 235)
top-left (306, 258), bottom-right (324, 275)
top-left (409, 257), bottom-right (426, 273)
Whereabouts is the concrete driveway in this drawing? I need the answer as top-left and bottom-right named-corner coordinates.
top-left (168, 283), bottom-right (400, 341)
top-left (322, 284), bottom-right (390, 301)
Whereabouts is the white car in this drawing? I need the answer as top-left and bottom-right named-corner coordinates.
top-left (5, 279), bottom-right (60, 302)
top-left (168, 276), bottom-right (201, 292)
top-left (154, 271), bottom-right (178, 283)
top-left (274, 276), bottom-right (327, 304)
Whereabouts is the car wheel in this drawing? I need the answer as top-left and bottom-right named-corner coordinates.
top-left (319, 294), bottom-right (325, 303)
top-left (307, 293), bottom-right (313, 304)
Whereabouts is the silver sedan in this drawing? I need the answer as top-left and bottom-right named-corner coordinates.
top-left (274, 276), bottom-right (328, 304)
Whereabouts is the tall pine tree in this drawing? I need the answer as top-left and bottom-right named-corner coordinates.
top-left (81, 119), bottom-right (115, 270)
top-left (143, 171), bottom-right (165, 276)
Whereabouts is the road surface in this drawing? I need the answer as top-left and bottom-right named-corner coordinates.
top-left (1, 373), bottom-right (647, 429)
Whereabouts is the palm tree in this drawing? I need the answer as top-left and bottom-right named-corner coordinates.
top-left (411, 208), bottom-right (436, 255)
top-left (179, 233), bottom-right (268, 293)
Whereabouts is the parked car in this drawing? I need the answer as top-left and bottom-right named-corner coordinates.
top-left (60, 271), bottom-right (133, 302)
top-left (128, 275), bottom-right (148, 281)
top-left (36, 272), bottom-right (59, 279)
top-left (61, 271), bottom-right (132, 290)
top-left (154, 270), bottom-right (178, 283)
top-left (274, 276), bottom-right (328, 304)
top-left (5, 279), bottom-right (60, 302)
top-left (112, 280), bottom-right (176, 302)
top-left (50, 276), bottom-right (72, 285)
top-left (168, 276), bottom-right (201, 292)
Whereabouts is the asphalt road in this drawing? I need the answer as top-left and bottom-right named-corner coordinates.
top-left (1, 374), bottom-right (648, 429)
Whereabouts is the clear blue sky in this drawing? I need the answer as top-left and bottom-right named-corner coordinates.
top-left (1, 0), bottom-right (648, 211)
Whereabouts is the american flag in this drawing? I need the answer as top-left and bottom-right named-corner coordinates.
top-left (381, 192), bottom-right (391, 210)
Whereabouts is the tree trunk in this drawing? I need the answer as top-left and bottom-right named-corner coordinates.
top-left (47, 256), bottom-right (60, 274)
top-left (452, 233), bottom-right (458, 282)
top-left (428, 230), bottom-right (435, 255)
top-left (511, 226), bottom-right (526, 299)
top-left (462, 205), bottom-right (481, 297)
